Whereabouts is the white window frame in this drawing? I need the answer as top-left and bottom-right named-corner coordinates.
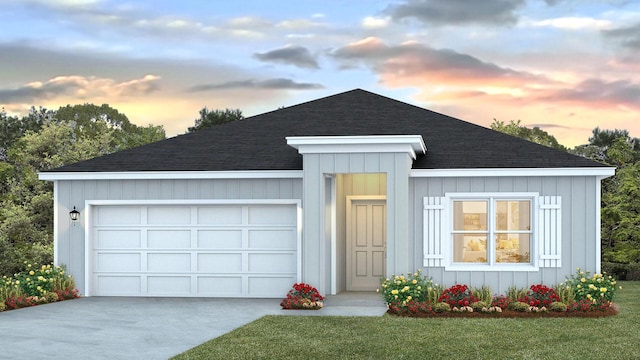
top-left (444, 192), bottom-right (539, 272)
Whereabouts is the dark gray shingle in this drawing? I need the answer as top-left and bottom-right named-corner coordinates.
top-left (47, 89), bottom-right (606, 172)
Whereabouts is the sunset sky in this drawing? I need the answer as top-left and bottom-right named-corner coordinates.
top-left (1, 0), bottom-right (638, 147)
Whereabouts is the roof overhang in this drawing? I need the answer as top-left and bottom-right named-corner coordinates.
top-left (286, 135), bottom-right (427, 160)
top-left (411, 167), bottom-right (616, 178)
top-left (38, 170), bottom-right (304, 181)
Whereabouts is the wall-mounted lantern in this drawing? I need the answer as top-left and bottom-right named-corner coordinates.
top-left (69, 206), bottom-right (80, 222)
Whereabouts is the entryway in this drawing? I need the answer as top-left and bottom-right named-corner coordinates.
top-left (346, 196), bottom-right (386, 291)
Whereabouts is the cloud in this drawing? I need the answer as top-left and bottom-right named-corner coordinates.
top-left (362, 16), bottom-right (391, 29)
top-left (330, 37), bottom-right (550, 88)
top-left (254, 45), bottom-right (319, 69)
top-left (538, 78), bottom-right (640, 110)
top-left (530, 16), bottom-right (612, 30)
top-left (188, 78), bottom-right (324, 92)
top-left (385, 0), bottom-right (526, 26)
top-left (603, 22), bottom-right (640, 50)
top-left (0, 74), bottom-right (161, 103)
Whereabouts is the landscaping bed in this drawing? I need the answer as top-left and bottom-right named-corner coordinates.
top-left (380, 268), bottom-right (620, 319)
top-left (1, 262), bottom-right (80, 312)
top-left (386, 304), bottom-right (619, 318)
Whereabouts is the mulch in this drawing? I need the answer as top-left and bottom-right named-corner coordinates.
top-left (387, 304), bottom-right (619, 318)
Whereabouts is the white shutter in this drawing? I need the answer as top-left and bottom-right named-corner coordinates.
top-left (539, 196), bottom-right (562, 268)
top-left (423, 197), bottom-right (445, 267)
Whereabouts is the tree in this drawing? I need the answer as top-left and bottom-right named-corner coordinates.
top-left (187, 108), bottom-right (243, 133)
top-left (490, 119), bottom-right (567, 151)
top-left (55, 104), bottom-right (165, 150)
top-left (0, 104), bottom-right (165, 276)
top-left (571, 127), bottom-right (640, 166)
top-left (0, 106), bottom-right (51, 160)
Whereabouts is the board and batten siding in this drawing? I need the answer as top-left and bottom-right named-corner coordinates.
top-left (409, 176), bottom-right (598, 294)
top-left (55, 178), bottom-right (303, 295)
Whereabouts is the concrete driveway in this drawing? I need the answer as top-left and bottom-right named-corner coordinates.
top-left (0, 297), bottom-right (282, 359)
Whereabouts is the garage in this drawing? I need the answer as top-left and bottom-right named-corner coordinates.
top-left (88, 201), bottom-right (300, 297)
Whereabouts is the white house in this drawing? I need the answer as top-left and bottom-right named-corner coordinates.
top-left (39, 89), bottom-right (615, 298)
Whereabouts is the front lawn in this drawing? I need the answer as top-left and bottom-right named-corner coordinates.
top-left (173, 281), bottom-right (640, 360)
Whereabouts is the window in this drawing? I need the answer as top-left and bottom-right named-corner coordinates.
top-left (451, 198), bottom-right (531, 265)
top-left (423, 193), bottom-right (561, 270)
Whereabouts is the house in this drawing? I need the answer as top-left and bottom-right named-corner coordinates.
top-left (39, 89), bottom-right (615, 298)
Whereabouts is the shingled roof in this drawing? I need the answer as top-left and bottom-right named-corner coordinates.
top-left (47, 89), bottom-right (607, 172)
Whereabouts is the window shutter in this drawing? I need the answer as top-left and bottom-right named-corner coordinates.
top-left (423, 197), bottom-right (445, 267)
top-left (539, 196), bottom-right (562, 268)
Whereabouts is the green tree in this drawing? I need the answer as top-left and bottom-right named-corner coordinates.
top-left (187, 108), bottom-right (243, 133)
top-left (55, 103), bottom-right (165, 150)
top-left (571, 127), bottom-right (640, 165)
top-left (0, 104), bottom-right (165, 276)
top-left (490, 119), bottom-right (568, 151)
top-left (0, 106), bottom-right (51, 160)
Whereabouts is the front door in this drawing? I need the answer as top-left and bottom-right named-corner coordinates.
top-left (346, 198), bottom-right (386, 291)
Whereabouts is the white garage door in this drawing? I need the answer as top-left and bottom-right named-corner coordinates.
top-left (89, 203), bottom-right (299, 297)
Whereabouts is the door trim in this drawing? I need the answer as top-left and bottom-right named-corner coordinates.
top-left (346, 195), bottom-right (386, 291)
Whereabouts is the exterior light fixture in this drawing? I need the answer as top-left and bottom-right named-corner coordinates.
top-left (69, 206), bottom-right (80, 222)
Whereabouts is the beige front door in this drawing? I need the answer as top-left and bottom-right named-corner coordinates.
top-left (346, 198), bottom-right (386, 291)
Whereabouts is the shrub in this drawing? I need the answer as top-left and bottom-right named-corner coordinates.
top-left (554, 283), bottom-right (575, 305)
top-left (438, 284), bottom-right (478, 307)
top-left (506, 286), bottom-right (527, 302)
top-left (433, 302), bottom-right (451, 313)
top-left (509, 301), bottom-right (530, 312)
top-left (492, 295), bottom-right (511, 310)
top-left (379, 269), bottom-right (432, 305)
top-left (518, 284), bottom-right (561, 307)
top-left (43, 291), bottom-right (59, 303)
top-left (4, 295), bottom-right (47, 310)
top-left (470, 285), bottom-right (493, 304)
top-left (566, 268), bottom-right (619, 308)
top-left (549, 301), bottom-right (568, 312)
top-left (388, 300), bottom-right (433, 316)
top-left (0, 301), bottom-right (5, 311)
top-left (53, 288), bottom-right (80, 301)
top-left (13, 262), bottom-right (75, 297)
top-left (280, 283), bottom-right (323, 310)
top-left (470, 301), bottom-right (490, 312)
top-left (1, 275), bottom-right (24, 300)
top-left (425, 284), bottom-right (444, 304)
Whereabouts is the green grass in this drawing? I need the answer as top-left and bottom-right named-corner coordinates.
top-left (172, 282), bottom-right (640, 360)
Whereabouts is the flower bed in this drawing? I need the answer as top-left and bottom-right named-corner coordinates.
top-left (281, 283), bottom-right (324, 310)
top-left (1, 262), bottom-right (80, 312)
top-left (380, 268), bottom-right (620, 318)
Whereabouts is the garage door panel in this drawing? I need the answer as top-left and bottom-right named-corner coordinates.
top-left (147, 206), bottom-right (191, 225)
top-left (97, 276), bottom-right (141, 294)
top-left (248, 276), bottom-right (295, 297)
top-left (249, 253), bottom-right (295, 273)
top-left (148, 230), bottom-right (191, 249)
top-left (147, 253), bottom-right (191, 272)
top-left (197, 230), bottom-right (242, 249)
top-left (248, 205), bottom-right (296, 225)
top-left (248, 229), bottom-right (296, 249)
top-left (95, 207), bottom-right (141, 225)
top-left (96, 253), bottom-right (141, 272)
top-left (197, 253), bottom-right (242, 272)
top-left (198, 276), bottom-right (243, 296)
top-left (147, 276), bottom-right (191, 295)
top-left (92, 203), bottom-right (298, 297)
top-left (197, 206), bottom-right (243, 225)
top-left (96, 230), bottom-right (141, 249)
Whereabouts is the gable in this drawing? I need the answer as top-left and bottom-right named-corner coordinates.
top-left (45, 89), bottom-right (608, 173)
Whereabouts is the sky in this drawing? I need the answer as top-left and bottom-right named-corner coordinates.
top-left (1, 0), bottom-right (639, 147)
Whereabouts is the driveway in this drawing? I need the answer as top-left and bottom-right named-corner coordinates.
top-left (0, 297), bottom-right (282, 359)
